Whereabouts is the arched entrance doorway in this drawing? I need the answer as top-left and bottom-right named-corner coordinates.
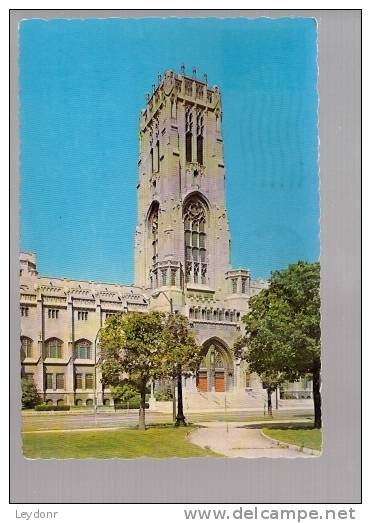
top-left (197, 340), bottom-right (233, 393)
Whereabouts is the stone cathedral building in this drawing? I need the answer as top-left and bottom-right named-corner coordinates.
top-left (20, 69), bottom-right (309, 408)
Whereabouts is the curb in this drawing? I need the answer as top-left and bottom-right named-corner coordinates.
top-left (260, 430), bottom-right (321, 456)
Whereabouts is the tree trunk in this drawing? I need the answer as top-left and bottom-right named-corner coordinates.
top-left (313, 364), bottom-right (322, 429)
top-left (267, 388), bottom-right (273, 417)
top-left (172, 378), bottom-right (176, 423)
top-left (175, 364), bottom-right (186, 426)
top-left (138, 383), bottom-right (146, 430)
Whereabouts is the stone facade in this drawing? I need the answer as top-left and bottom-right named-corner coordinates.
top-left (20, 69), bottom-right (308, 407)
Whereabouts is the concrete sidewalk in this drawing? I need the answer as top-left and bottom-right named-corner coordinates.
top-left (188, 422), bottom-right (314, 458)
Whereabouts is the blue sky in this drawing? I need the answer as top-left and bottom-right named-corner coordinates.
top-left (20, 17), bottom-right (319, 283)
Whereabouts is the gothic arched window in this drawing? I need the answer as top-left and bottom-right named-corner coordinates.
top-left (196, 111), bottom-right (204, 165)
top-left (74, 339), bottom-right (92, 360)
top-left (45, 338), bottom-right (62, 359)
top-left (185, 107), bottom-right (193, 163)
top-left (184, 197), bottom-right (207, 284)
top-left (21, 336), bottom-right (33, 359)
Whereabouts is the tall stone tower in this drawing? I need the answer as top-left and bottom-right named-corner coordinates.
top-left (134, 69), bottom-right (232, 311)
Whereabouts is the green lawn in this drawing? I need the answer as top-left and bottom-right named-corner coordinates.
top-left (23, 426), bottom-right (220, 459)
top-left (262, 427), bottom-right (322, 451)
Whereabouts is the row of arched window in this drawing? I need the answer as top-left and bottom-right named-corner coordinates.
top-left (189, 308), bottom-right (240, 323)
top-left (21, 337), bottom-right (93, 360)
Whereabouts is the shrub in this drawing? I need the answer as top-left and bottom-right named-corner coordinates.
top-left (21, 378), bottom-right (41, 408)
top-left (34, 404), bottom-right (70, 411)
top-left (35, 404), bottom-right (54, 411)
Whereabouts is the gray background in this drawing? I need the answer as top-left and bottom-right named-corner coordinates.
top-left (10, 9), bottom-right (361, 503)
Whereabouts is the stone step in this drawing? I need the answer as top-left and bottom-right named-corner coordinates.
top-left (182, 390), bottom-right (266, 410)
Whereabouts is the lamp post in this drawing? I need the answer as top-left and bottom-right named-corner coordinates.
top-left (151, 290), bottom-right (177, 423)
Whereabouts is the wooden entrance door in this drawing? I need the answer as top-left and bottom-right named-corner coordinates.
top-left (215, 371), bottom-right (225, 392)
top-left (198, 371), bottom-right (208, 392)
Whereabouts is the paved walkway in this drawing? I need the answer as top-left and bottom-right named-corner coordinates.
top-left (188, 422), bottom-right (313, 458)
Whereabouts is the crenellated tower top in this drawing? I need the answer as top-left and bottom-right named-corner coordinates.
top-left (140, 68), bottom-right (222, 132)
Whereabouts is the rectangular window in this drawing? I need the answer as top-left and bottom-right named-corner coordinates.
top-left (21, 307), bottom-right (29, 317)
top-left (85, 374), bottom-right (93, 389)
top-left (48, 309), bottom-right (59, 319)
top-left (46, 373), bottom-right (53, 390)
top-left (75, 373), bottom-right (83, 389)
top-left (56, 374), bottom-right (64, 390)
top-left (232, 278), bottom-right (237, 294)
top-left (161, 270), bottom-right (167, 287)
top-left (77, 311), bottom-right (88, 321)
top-left (199, 233), bottom-right (205, 248)
top-left (170, 270), bottom-right (176, 286)
top-left (241, 278), bottom-right (247, 294)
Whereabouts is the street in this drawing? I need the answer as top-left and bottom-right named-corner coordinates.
top-left (22, 408), bottom-right (314, 433)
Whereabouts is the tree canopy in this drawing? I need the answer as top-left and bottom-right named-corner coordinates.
top-left (240, 261), bottom-right (321, 426)
top-left (99, 311), bottom-right (167, 429)
top-left (98, 310), bottom-right (203, 429)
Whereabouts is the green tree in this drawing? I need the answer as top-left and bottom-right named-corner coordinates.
top-left (162, 313), bottom-right (204, 426)
top-left (21, 377), bottom-right (41, 409)
top-left (98, 311), bottom-right (167, 430)
top-left (241, 261), bottom-right (321, 428)
top-left (260, 372), bottom-right (285, 417)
